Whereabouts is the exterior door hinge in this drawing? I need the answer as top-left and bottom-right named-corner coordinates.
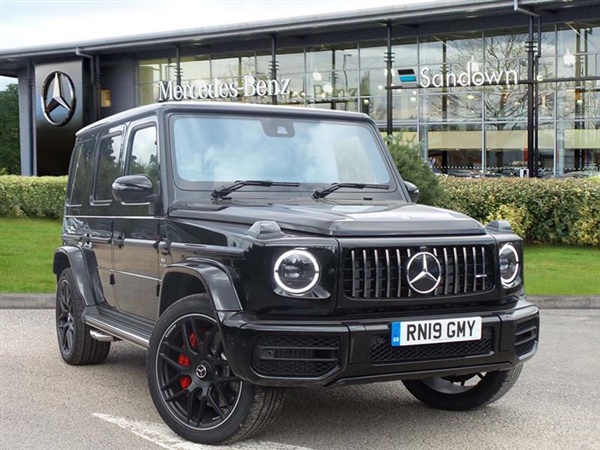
top-left (156, 283), bottom-right (160, 296)
top-left (109, 274), bottom-right (115, 285)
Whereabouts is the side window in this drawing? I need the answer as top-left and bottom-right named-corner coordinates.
top-left (127, 125), bottom-right (158, 188)
top-left (93, 132), bottom-right (123, 203)
top-left (68, 138), bottom-right (96, 206)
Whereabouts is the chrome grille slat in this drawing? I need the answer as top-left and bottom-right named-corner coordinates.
top-left (482, 246), bottom-right (486, 291)
top-left (433, 248), bottom-right (440, 296)
top-left (344, 244), bottom-right (494, 299)
top-left (374, 249), bottom-right (380, 298)
top-left (472, 247), bottom-right (477, 292)
top-left (463, 247), bottom-right (468, 294)
top-left (453, 247), bottom-right (459, 294)
top-left (362, 249), bottom-right (368, 298)
top-left (443, 248), bottom-right (449, 295)
top-left (406, 249), bottom-right (412, 298)
top-left (385, 249), bottom-right (391, 298)
top-left (351, 250), bottom-right (357, 298)
top-left (396, 249), bottom-right (401, 297)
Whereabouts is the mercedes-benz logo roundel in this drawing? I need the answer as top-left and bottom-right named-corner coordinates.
top-left (41, 71), bottom-right (76, 126)
top-left (406, 251), bottom-right (442, 295)
top-left (195, 364), bottom-right (208, 379)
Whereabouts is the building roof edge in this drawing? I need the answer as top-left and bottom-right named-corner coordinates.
top-left (0, 0), bottom-right (582, 60)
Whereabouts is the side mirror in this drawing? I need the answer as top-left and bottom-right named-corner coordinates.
top-left (405, 181), bottom-right (420, 203)
top-left (112, 175), bottom-right (154, 204)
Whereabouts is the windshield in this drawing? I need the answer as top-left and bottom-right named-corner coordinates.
top-left (170, 114), bottom-right (392, 190)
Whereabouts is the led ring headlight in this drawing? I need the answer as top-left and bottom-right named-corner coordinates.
top-left (274, 249), bottom-right (320, 295)
top-left (499, 243), bottom-right (520, 286)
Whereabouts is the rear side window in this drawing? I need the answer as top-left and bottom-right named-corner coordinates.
top-left (68, 138), bottom-right (96, 206)
top-left (93, 132), bottom-right (123, 203)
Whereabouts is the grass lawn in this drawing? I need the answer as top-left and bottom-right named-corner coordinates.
top-left (0, 217), bottom-right (62, 293)
top-left (0, 217), bottom-right (598, 296)
top-left (524, 245), bottom-right (600, 296)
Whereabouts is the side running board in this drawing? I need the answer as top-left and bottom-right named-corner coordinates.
top-left (84, 307), bottom-right (153, 349)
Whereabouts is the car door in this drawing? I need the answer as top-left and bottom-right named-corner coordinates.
top-left (87, 127), bottom-right (124, 308)
top-left (112, 119), bottom-right (161, 321)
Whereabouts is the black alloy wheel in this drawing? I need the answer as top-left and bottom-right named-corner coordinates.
top-left (56, 275), bottom-right (76, 356)
top-left (55, 268), bottom-right (110, 365)
top-left (147, 294), bottom-right (285, 445)
top-left (154, 312), bottom-right (242, 430)
top-left (403, 366), bottom-right (523, 411)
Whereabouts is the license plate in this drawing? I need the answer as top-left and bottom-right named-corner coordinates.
top-left (390, 317), bottom-right (482, 347)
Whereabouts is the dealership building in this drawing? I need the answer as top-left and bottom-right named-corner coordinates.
top-left (1, 0), bottom-right (600, 177)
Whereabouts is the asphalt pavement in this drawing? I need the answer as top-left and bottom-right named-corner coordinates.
top-left (0, 309), bottom-right (599, 450)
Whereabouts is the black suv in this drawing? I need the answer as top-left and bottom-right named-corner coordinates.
top-left (54, 102), bottom-right (539, 445)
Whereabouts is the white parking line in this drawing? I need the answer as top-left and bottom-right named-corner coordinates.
top-left (93, 413), bottom-right (314, 450)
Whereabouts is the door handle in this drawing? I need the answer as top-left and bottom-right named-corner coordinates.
top-left (158, 241), bottom-right (170, 255)
top-left (114, 235), bottom-right (124, 248)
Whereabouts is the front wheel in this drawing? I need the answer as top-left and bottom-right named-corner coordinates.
top-left (402, 366), bottom-right (523, 411)
top-left (146, 294), bottom-right (285, 445)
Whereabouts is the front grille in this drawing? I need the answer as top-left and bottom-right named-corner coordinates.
top-left (369, 327), bottom-right (494, 363)
top-left (252, 335), bottom-right (340, 377)
top-left (515, 318), bottom-right (538, 357)
top-left (343, 245), bottom-right (494, 299)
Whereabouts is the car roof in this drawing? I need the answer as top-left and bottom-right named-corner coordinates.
top-left (76, 102), bottom-right (372, 136)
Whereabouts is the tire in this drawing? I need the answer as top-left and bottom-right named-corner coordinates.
top-left (402, 366), bottom-right (523, 411)
top-left (146, 294), bottom-right (285, 445)
top-left (55, 268), bottom-right (111, 365)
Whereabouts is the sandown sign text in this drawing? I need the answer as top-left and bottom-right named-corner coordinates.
top-left (397, 67), bottom-right (519, 88)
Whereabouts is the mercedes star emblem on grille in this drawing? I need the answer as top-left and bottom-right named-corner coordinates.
top-left (406, 251), bottom-right (442, 294)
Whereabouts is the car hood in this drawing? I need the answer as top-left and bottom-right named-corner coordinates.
top-left (168, 199), bottom-right (486, 237)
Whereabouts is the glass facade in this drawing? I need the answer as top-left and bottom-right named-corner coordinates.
top-left (137, 22), bottom-right (600, 177)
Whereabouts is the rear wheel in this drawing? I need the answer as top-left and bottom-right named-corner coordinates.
top-left (55, 268), bottom-right (110, 365)
top-left (147, 294), bottom-right (285, 445)
top-left (402, 366), bottom-right (523, 411)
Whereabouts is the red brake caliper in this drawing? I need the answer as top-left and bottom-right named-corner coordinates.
top-left (179, 332), bottom-right (200, 389)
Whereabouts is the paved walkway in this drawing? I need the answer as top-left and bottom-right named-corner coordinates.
top-left (0, 293), bottom-right (598, 309)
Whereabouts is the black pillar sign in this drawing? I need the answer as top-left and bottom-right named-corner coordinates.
top-left (35, 60), bottom-right (92, 176)
top-left (41, 71), bottom-right (76, 126)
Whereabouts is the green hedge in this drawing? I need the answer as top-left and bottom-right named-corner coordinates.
top-left (1, 175), bottom-right (599, 246)
top-left (0, 175), bottom-right (67, 219)
top-left (439, 177), bottom-right (600, 246)
top-left (387, 141), bottom-right (445, 206)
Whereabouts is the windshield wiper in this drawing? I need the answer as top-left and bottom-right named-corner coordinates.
top-left (212, 180), bottom-right (300, 199)
top-left (312, 183), bottom-right (390, 199)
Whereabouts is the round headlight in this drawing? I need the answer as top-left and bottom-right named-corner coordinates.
top-left (274, 250), bottom-right (320, 295)
top-left (499, 243), bottom-right (520, 286)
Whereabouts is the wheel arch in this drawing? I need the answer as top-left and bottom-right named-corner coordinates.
top-left (53, 246), bottom-right (102, 307)
top-left (159, 262), bottom-right (243, 316)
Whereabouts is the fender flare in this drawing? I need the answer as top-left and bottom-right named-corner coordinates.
top-left (159, 260), bottom-right (243, 313)
top-left (53, 246), bottom-right (104, 307)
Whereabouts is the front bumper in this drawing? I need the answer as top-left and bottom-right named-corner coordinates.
top-left (220, 300), bottom-right (539, 387)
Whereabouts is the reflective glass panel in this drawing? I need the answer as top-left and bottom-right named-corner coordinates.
top-left (278, 50), bottom-right (305, 75)
top-left (128, 125), bottom-right (159, 186)
top-left (359, 45), bottom-right (386, 69)
top-left (68, 139), bottom-right (95, 206)
top-left (171, 115), bottom-right (391, 185)
top-left (179, 58), bottom-right (210, 84)
top-left (94, 133), bottom-right (123, 202)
